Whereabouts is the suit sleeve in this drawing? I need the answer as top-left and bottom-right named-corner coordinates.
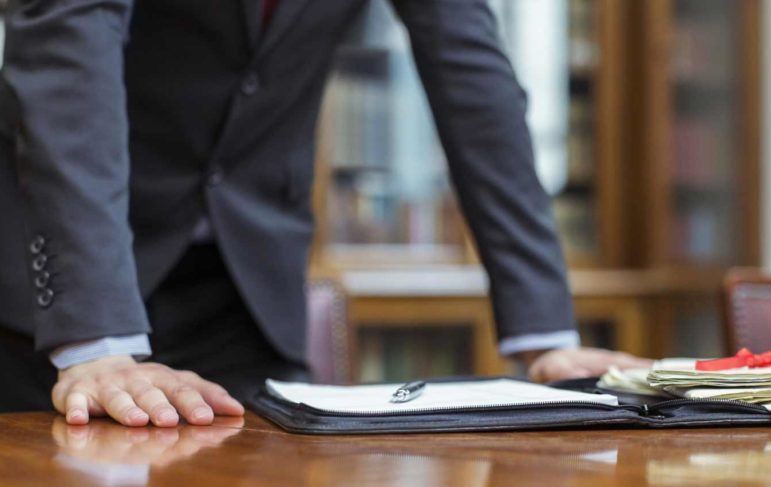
top-left (2, 0), bottom-right (150, 351)
top-left (390, 0), bottom-right (576, 343)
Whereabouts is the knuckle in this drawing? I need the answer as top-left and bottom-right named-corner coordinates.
top-left (117, 368), bottom-right (140, 381)
top-left (172, 384), bottom-right (196, 398)
top-left (177, 370), bottom-right (200, 382)
top-left (52, 380), bottom-right (69, 398)
top-left (101, 387), bottom-right (124, 405)
top-left (70, 379), bottom-right (94, 393)
top-left (93, 373), bottom-right (113, 386)
top-left (208, 384), bottom-right (228, 396)
top-left (139, 362), bottom-right (161, 373)
top-left (132, 383), bottom-right (157, 402)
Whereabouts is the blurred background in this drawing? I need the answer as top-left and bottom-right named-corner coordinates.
top-left (310, 0), bottom-right (767, 383)
top-left (1, 1), bottom-right (769, 383)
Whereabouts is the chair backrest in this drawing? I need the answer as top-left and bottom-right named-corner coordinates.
top-left (722, 268), bottom-right (771, 354)
top-left (306, 279), bottom-right (350, 384)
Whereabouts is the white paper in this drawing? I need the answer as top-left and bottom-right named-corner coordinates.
top-left (266, 378), bottom-right (618, 414)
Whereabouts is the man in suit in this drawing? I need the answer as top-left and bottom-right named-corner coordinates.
top-left (0, 0), bottom-right (649, 426)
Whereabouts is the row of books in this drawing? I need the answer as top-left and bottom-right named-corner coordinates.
top-left (552, 195), bottom-right (597, 259)
top-left (569, 0), bottom-right (599, 71)
top-left (357, 327), bottom-right (473, 383)
top-left (567, 96), bottom-right (596, 186)
top-left (670, 203), bottom-right (737, 262)
top-left (327, 173), bottom-right (464, 247)
top-left (672, 117), bottom-right (734, 187)
top-left (321, 69), bottom-right (393, 171)
top-left (672, 19), bottom-right (734, 84)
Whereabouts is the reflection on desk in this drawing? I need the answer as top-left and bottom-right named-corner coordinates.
top-left (1, 412), bottom-right (771, 486)
top-left (51, 416), bottom-right (244, 485)
top-left (646, 431), bottom-right (771, 485)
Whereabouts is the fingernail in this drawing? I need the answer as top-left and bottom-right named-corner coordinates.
top-left (67, 409), bottom-right (85, 422)
top-left (192, 406), bottom-right (213, 421)
top-left (128, 408), bottom-right (149, 423)
top-left (157, 409), bottom-right (178, 424)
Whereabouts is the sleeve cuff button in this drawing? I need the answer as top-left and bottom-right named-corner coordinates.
top-left (37, 289), bottom-right (54, 308)
top-left (32, 254), bottom-right (48, 272)
top-left (29, 236), bottom-right (46, 254)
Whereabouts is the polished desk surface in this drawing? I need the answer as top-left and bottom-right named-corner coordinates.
top-left (1, 412), bottom-right (771, 486)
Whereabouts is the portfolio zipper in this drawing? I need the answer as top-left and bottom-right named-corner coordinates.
top-left (291, 399), bottom-right (637, 418)
top-left (643, 398), bottom-right (771, 416)
top-left (284, 397), bottom-right (771, 418)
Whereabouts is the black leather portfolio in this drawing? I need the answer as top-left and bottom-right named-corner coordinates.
top-left (248, 377), bottom-right (771, 435)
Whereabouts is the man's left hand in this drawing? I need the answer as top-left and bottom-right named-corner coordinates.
top-left (526, 347), bottom-right (653, 383)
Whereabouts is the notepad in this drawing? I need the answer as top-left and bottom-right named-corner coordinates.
top-left (265, 378), bottom-right (618, 415)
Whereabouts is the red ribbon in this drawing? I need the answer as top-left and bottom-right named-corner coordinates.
top-left (695, 348), bottom-right (771, 371)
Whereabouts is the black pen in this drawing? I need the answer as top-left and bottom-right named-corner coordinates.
top-left (390, 380), bottom-right (426, 403)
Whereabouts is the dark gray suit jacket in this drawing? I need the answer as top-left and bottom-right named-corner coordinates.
top-left (0, 0), bottom-right (574, 363)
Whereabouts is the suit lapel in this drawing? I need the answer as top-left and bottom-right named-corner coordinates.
top-left (257, 0), bottom-right (313, 57)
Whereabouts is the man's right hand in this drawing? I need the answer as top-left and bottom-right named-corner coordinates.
top-left (51, 355), bottom-right (244, 427)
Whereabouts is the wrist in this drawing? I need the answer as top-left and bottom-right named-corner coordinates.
top-left (50, 334), bottom-right (152, 370)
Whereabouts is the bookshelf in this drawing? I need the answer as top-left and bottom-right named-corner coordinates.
top-left (560, 0), bottom-right (602, 265)
top-left (629, 0), bottom-right (760, 269)
top-left (314, 0), bottom-right (469, 269)
top-left (311, 0), bottom-right (761, 381)
top-left (631, 0), bottom-right (761, 358)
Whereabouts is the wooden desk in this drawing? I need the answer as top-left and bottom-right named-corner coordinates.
top-left (2, 412), bottom-right (771, 486)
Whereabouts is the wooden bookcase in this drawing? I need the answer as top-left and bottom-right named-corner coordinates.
top-left (310, 0), bottom-right (762, 382)
top-left (628, 0), bottom-right (762, 358)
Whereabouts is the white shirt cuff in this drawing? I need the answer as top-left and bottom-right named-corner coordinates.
top-left (49, 334), bottom-right (152, 370)
top-left (498, 330), bottom-right (581, 356)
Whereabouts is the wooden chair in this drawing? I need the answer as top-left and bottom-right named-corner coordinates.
top-left (306, 279), bottom-right (350, 384)
top-left (722, 268), bottom-right (771, 354)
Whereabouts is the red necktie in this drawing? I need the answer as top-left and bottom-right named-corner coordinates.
top-left (264, 0), bottom-right (279, 27)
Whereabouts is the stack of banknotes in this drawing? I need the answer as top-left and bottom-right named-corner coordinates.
top-left (598, 358), bottom-right (771, 408)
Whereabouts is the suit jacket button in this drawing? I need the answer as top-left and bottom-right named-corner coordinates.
top-left (32, 254), bottom-right (48, 272)
top-left (35, 271), bottom-right (51, 289)
top-left (206, 168), bottom-right (224, 187)
top-left (30, 235), bottom-right (45, 254)
top-left (37, 289), bottom-right (54, 308)
top-left (240, 73), bottom-right (261, 96)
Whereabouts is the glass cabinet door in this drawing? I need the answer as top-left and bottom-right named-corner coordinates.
top-left (563, 0), bottom-right (602, 263)
top-left (667, 0), bottom-right (745, 264)
top-left (316, 0), bottom-right (583, 268)
top-left (317, 0), bottom-right (465, 266)
top-left (493, 0), bottom-right (601, 264)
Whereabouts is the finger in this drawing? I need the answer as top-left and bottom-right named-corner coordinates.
top-left (542, 364), bottom-right (592, 383)
top-left (65, 391), bottom-right (90, 425)
top-left (561, 367), bottom-right (593, 380)
top-left (160, 383), bottom-right (214, 425)
top-left (614, 355), bottom-right (655, 369)
top-left (51, 380), bottom-right (69, 414)
top-left (126, 380), bottom-right (179, 427)
top-left (183, 376), bottom-right (244, 417)
top-left (98, 386), bottom-right (150, 427)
